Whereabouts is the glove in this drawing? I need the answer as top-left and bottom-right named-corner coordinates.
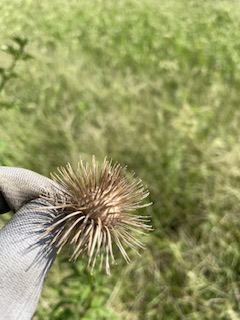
top-left (0, 167), bottom-right (59, 320)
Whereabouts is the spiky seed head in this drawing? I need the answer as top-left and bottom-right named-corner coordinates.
top-left (41, 156), bottom-right (152, 274)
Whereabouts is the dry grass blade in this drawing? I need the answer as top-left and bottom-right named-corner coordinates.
top-left (41, 156), bottom-right (152, 274)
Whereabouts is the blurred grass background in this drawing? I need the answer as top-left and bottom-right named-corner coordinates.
top-left (1, 0), bottom-right (240, 319)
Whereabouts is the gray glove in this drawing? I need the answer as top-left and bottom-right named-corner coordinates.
top-left (0, 167), bottom-right (59, 320)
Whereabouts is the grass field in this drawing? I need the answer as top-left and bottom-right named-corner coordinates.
top-left (1, 0), bottom-right (240, 319)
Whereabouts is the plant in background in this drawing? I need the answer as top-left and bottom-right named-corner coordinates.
top-left (42, 262), bottom-right (121, 320)
top-left (0, 36), bottom-right (33, 109)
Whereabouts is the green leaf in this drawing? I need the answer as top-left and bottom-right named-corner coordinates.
top-left (0, 101), bottom-right (19, 109)
top-left (11, 36), bottom-right (28, 47)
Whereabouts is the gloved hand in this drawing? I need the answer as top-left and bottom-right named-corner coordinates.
top-left (0, 162), bottom-right (151, 320)
top-left (0, 167), bottom-right (59, 320)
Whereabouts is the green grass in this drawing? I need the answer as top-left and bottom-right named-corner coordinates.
top-left (1, 0), bottom-right (240, 319)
